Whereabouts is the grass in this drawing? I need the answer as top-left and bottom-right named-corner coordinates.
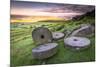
top-left (10, 15), bottom-right (95, 67)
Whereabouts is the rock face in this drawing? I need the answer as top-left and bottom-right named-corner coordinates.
top-left (52, 32), bottom-right (65, 40)
top-left (32, 27), bottom-right (52, 45)
top-left (70, 24), bottom-right (95, 37)
top-left (64, 36), bottom-right (90, 50)
top-left (32, 43), bottom-right (58, 59)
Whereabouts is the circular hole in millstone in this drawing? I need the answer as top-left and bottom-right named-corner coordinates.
top-left (41, 35), bottom-right (45, 39)
top-left (73, 39), bottom-right (78, 41)
top-left (55, 34), bottom-right (58, 36)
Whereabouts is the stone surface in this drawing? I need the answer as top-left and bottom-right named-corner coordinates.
top-left (70, 24), bottom-right (95, 37)
top-left (32, 43), bottom-right (58, 59)
top-left (32, 27), bottom-right (52, 45)
top-left (52, 32), bottom-right (65, 40)
top-left (64, 36), bottom-right (90, 50)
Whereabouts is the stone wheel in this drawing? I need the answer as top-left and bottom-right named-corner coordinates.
top-left (32, 27), bottom-right (52, 45)
top-left (64, 36), bottom-right (91, 50)
top-left (52, 32), bottom-right (64, 40)
top-left (70, 25), bottom-right (95, 37)
top-left (32, 43), bottom-right (58, 59)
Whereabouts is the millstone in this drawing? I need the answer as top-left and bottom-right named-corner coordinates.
top-left (32, 43), bottom-right (58, 59)
top-left (70, 24), bottom-right (95, 37)
top-left (52, 32), bottom-right (64, 40)
top-left (32, 27), bottom-right (52, 45)
top-left (64, 36), bottom-right (90, 50)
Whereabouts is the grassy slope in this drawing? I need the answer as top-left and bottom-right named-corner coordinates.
top-left (10, 15), bottom-right (95, 66)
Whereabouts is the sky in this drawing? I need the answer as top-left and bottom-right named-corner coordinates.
top-left (11, 1), bottom-right (95, 17)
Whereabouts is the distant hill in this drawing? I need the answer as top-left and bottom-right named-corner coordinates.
top-left (11, 15), bottom-right (30, 19)
top-left (71, 9), bottom-right (95, 21)
top-left (10, 15), bottom-right (65, 23)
